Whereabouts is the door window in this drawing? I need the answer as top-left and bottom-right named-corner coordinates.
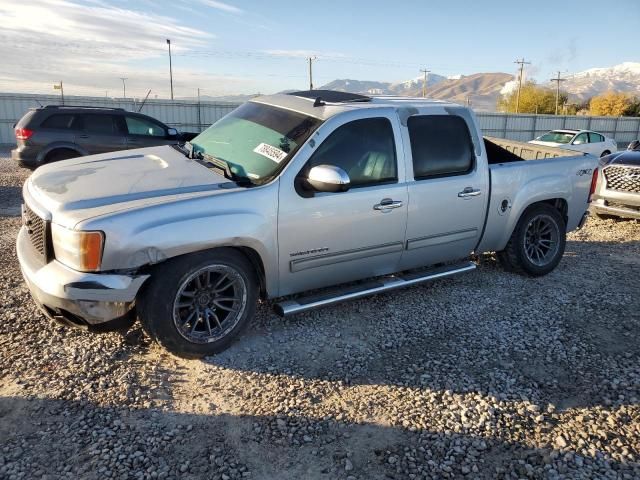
top-left (408, 115), bottom-right (474, 179)
top-left (82, 115), bottom-right (117, 134)
top-left (589, 132), bottom-right (604, 143)
top-left (41, 114), bottom-right (76, 130)
top-left (125, 116), bottom-right (166, 137)
top-left (306, 118), bottom-right (397, 187)
top-left (573, 133), bottom-right (589, 145)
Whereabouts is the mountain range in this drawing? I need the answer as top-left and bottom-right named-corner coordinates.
top-left (321, 73), bottom-right (514, 111)
top-left (190, 62), bottom-right (640, 112)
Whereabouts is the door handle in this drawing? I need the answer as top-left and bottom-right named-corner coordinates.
top-left (78, 134), bottom-right (89, 139)
top-left (374, 198), bottom-right (403, 211)
top-left (458, 187), bottom-right (481, 198)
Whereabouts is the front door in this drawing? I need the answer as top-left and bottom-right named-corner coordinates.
top-left (124, 115), bottom-right (173, 149)
top-left (277, 114), bottom-right (408, 296)
top-left (399, 113), bottom-right (489, 270)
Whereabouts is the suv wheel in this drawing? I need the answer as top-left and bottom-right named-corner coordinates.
top-left (45, 149), bottom-right (79, 163)
top-left (138, 249), bottom-right (258, 358)
top-left (497, 204), bottom-right (566, 276)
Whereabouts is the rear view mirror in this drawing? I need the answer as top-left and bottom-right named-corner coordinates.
top-left (167, 127), bottom-right (178, 138)
top-left (306, 165), bottom-right (350, 193)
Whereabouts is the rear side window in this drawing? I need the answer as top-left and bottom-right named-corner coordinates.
top-left (41, 114), bottom-right (75, 129)
top-left (408, 115), bottom-right (474, 179)
top-left (82, 115), bottom-right (117, 134)
top-left (589, 132), bottom-right (604, 143)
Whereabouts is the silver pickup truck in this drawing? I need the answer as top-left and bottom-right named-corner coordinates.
top-left (17, 91), bottom-right (598, 357)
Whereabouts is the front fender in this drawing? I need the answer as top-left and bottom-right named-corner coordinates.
top-left (80, 185), bottom-right (280, 296)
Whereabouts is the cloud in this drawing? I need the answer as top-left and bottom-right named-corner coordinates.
top-left (196, 0), bottom-right (243, 14)
top-left (0, 0), bottom-right (256, 97)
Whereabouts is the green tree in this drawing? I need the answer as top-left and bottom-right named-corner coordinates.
top-left (498, 81), bottom-right (567, 114)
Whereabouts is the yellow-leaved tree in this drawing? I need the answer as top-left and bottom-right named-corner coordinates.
top-left (498, 81), bottom-right (567, 114)
top-left (589, 92), bottom-right (632, 116)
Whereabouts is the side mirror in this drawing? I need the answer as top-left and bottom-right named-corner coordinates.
top-left (167, 127), bottom-right (179, 138)
top-left (306, 165), bottom-right (350, 193)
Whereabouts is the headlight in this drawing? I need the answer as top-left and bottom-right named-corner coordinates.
top-left (51, 224), bottom-right (104, 272)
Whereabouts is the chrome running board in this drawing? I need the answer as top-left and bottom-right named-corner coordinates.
top-left (274, 261), bottom-right (476, 317)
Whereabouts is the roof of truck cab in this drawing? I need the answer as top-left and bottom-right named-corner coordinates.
top-left (250, 92), bottom-right (462, 121)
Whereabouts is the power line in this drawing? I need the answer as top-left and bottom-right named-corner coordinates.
top-left (550, 71), bottom-right (567, 115)
top-left (514, 58), bottom-right (531, 114)
top-left (419, 68), bottom-right (430, 98)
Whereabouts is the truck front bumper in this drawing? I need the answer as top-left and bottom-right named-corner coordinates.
top-left (17, 226), bottom-right (149, 327)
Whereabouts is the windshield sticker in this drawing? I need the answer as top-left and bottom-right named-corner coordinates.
top-left (253, 143), bottom-right (288, 163)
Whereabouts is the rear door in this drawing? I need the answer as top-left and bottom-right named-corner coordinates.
top-left (588, 132), bottom-right (606, 155)
top-left (75, 114), bottom-right (127, 154)
top-left (398, 113), bottom-right (489, 270)
top-left (124, 114), bottom-right (173, 149)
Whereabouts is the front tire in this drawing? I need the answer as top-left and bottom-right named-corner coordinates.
top-left (497, 204), bottom-right (566, 276)
top-left (600, 150), bottom-right (611, 158)
top-left (138, 249), bottom-right (258, 358)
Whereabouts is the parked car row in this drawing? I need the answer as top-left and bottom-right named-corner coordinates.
top-left (11, 105), bottom-right (197, 169)
top-left (528, 129), bottom-right (618, 158)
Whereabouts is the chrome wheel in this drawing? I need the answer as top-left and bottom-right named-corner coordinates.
top-left (524, 214), bottom-right (560, 267)
top-left (172, 265), bottom-right (247, 344)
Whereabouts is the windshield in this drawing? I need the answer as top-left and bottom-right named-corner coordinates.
top-left (190, 102), bottom-right (322, 184)
top-left (537, 131), bottom-right (575, 144)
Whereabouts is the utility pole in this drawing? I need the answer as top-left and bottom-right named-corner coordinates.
top-left (167, 39), bottom-right (174, 100)
top-left (419, 68), bottom-right (430, 98)
top-left (197, 88), bottom-right (202, 132)
top-left (514, 58), bottom-right (531, 114)
top-left (550, 71), bottom-right (566, 115)
top-left (307, 56), bottom-right (317, 90)
top-left (120, 78), bottom-right (127, 98)
top-left (53, 81), bottom-right (64, 105)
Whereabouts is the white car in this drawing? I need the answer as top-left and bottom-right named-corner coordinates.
top-left (529, 129), bottom-right (617, 157)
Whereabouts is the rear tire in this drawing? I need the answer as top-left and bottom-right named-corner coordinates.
top-left (497, 204), bottom-right (566, 276)
top-left (138, 249), bottom-right (258, 358)
top-left (600, 150), bottom-right (611, 158)
top-left (45, 149), bottom-right (79, 164)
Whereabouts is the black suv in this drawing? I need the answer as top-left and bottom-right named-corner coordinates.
top-left (11, 106), bottom-right (195, 169)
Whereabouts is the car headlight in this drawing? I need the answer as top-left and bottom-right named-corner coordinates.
top-left (51, 224), bottom-right (104, 272)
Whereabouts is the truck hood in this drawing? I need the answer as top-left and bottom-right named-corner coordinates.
top-left (27, 145), bottom-right (241, 227)
top-left (604, 150), bottom-right (640, 167)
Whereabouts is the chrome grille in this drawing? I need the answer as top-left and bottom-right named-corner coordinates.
top-left (604, 166), bottom-right (640, 194)
top-left (23, 204), bottom-right (48, 260)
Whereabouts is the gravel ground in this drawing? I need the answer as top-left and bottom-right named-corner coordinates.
top-left (0, 150), bottom-right (639, 479)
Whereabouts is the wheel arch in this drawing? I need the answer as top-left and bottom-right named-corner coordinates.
top-left (37, 142), bottom-right (87, 164)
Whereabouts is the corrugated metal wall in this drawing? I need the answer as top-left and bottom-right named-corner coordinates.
top-left (0, 93), bottom-right (238, 144)
top-left (2, 93), bottom-right (639, 146)
top-left (476, 112), bottom-right (640, 144)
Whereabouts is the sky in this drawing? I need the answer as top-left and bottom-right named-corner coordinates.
top-left (0, 0), bottom-right (638, 99)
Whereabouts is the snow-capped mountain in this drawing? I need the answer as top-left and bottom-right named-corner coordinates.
top-left (557, 62), bottom-right (640, 100)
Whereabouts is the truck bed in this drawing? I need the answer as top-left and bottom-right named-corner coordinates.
top-left (484, 136), bottom-right (583, 164)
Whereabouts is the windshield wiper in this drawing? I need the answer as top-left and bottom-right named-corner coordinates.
top-left (193, 151), bottom-right (253, 186)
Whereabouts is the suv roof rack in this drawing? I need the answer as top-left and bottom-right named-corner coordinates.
top-left (287, 90), bottom-right (371, 106)
top-left (43, 105), bottom-right (125, 111)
